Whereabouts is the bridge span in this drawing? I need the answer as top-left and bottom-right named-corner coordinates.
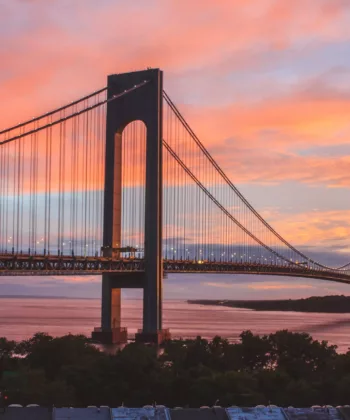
top-left (1, 254), bottom-right (350, 284)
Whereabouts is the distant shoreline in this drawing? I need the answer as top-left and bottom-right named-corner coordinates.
top-left (188, 295), bottom-right (350, 313)
top-left (2, 295), bottom-right (350, 313)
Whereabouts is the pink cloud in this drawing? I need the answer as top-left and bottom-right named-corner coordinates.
top-left (176, 84), bottom-right (350, 186)
top-left (264, 209), bottom-right (350, 248)
top-left (1, 0), bottom-right (350, 115)
top-left (1, 0), bottom-right (350, 257)
top-left (208, 146), bottom-right (350, 187)
top-left (203, 281), bottom-right (315, 290)
top-left (247, 282), bottom-right (314, 290)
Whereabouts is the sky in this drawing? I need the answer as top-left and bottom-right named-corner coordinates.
top-left (0, 0), bottom-right (350, 299)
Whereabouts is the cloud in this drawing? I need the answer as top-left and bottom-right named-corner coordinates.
top-left (261, 208), bottom-right (350, 253)
top-left (1, 0), bottom-right (350, 263)
top-left (2, 0), bottom-right (350, 119)
top-left (50, 275), bottom-right (100, 284)
top-left (203, 280), bottom-right (315, 291)
top-left (247, 282), bottom-right (314, 290)
top-left (0, 272), bottom-right (349, 300)
top-left (202, 282), bottom-right (236, 289)
top-left (175, 79), bottom-right (350, 187)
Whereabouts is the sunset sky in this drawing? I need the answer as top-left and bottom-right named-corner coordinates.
top-left (1, 0), bottom-right (350, 299)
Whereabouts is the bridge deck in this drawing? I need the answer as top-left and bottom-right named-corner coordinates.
top-left (1, 255), bottom-right (349, 283)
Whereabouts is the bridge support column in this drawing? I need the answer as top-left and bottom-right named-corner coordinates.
top-left (92, 274), bottom-right (128, 344)
top-left (91, 272), bottom-right (145, 344)
top-left (135, 284), bottom-right (170, 344)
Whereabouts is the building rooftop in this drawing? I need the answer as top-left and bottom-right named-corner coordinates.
top-left (0, 407), bottom-right (52, 420)
top-left (1, 405), bottom-right (350, 420)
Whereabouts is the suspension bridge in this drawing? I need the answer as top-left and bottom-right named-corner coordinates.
top-left (0, 69), bottom-right (349, 343)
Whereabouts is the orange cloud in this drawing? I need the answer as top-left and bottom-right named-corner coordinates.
top-left (183, 92), bottom-right (350, 149)
top-left (264, 209), bottom-right (350, 249)
top-left (176, 88), bottom-right (350, 186)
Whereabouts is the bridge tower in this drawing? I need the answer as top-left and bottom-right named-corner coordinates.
top-left (91, 69), bottom-right (169, 344)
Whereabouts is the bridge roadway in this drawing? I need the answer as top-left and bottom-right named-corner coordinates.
top-left (0, 254), bottom-right (350, 283)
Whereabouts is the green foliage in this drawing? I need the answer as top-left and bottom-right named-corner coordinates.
top-left (0, 329), bottom-right (348, 407)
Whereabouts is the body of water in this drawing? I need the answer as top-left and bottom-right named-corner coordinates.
top-left (1, 297), bottom-right (350, 352)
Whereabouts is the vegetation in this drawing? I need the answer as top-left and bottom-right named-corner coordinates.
top-left (1, 330), bottom-right (350, 407)
top-left (189, 295), bottom-right (350, 313)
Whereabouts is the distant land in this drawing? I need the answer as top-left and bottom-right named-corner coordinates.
top-left (188, 295), bottom-right (350, 313)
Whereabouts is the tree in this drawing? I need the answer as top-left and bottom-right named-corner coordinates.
top-left (0, 337), bottom-right (17, 379)
top-left (267, 330), bottom-right (337, 379)
top-left (237, 330), bottom-right (272, 370)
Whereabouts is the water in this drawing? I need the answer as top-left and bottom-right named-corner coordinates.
top-left (1, 297), bottom-right (350, 352)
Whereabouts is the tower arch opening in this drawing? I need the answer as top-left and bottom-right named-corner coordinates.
top-left (119, 120), bottom-right (147, 259)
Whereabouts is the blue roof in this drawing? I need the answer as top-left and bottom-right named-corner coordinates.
top-left (3, 405), bottom-right (350, 420)
top-left (111, 407), bottom-right (170, 419)
top-left (53, 407), bottom-right (111, 420)
top-left (1, 407), bottom-right (52, 420)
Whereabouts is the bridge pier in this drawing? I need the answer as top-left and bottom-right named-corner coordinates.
top-left (92, 272), bottom-right (144, 344)
top-left (92, 271), bottom-right (170, 345)
top-left (95, 281), bottom-right (127, 345)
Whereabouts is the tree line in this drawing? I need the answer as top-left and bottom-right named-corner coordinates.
top-left (1, 330), bottom-right (350, 407)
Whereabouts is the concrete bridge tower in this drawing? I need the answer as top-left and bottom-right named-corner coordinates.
top-left (92, 69), bottom-right (169, 344)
